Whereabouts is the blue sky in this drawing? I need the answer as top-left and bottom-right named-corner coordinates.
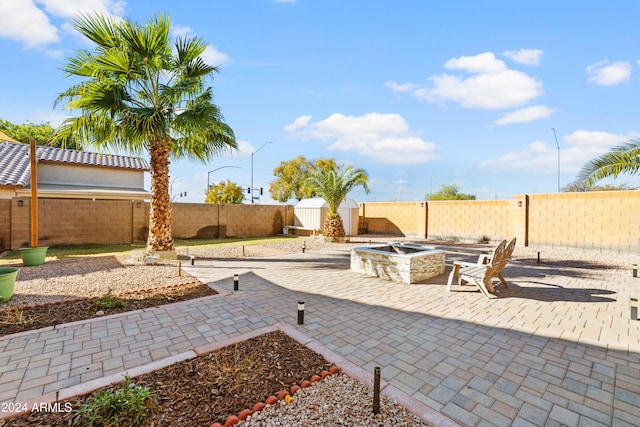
top-left (2, 0), bottom-right (640, 203)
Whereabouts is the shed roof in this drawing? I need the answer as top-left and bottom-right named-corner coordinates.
top-left (294, 197), bottom-right (359, 209)
top-left (0, 141), bottom-right (149, 187)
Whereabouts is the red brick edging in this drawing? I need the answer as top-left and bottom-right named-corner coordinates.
top-left (210, 365), bottom-right (341, 427)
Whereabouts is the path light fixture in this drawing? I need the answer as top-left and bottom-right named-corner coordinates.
top-left (297, 300), bottom-right (304, 325)
top-left (373, 366), bottom-right (381, 414)
top-left (190, 255), bottom-right (195, 266)
top-left (234, 273), bottom-right (239, 291)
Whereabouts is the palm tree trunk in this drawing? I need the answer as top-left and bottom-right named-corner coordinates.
top-left (147, 137), bottom-right (174, 251)
top-left (323, 211), bottom-right (345, 239)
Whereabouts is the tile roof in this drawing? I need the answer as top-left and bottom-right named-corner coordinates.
top-left (0, 141), bottom-right (149, 187)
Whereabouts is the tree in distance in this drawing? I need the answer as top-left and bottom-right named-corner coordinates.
top-left (269, 155), bottom-right (338, 202)
top-left (0, 118), bottom-right (83, 149)
top-left (426, 184), bottom-right (476, 200)
top-left (562, 179), bottom-right (636, 192)
top-left (205, 180), bottom-right (245, 204)
top-left (53, 13), bottom-right (236, 252)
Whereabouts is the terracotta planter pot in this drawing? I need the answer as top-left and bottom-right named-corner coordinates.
top-left (0, 267), bottom-right (19, 303)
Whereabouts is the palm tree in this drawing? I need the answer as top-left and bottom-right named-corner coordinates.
top-left (54, 13), bottom-right (237, 251)
top-left (305, 165), bottom-right (369, 239)
top-left (578, 139), bottom-right (640, 185)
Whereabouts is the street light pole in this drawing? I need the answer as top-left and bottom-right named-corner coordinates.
top-left (251, 141), bottom-right (272, 204)
top-left (207, 165), bottom-right (241, 190)
top-left (551, 128), bottom-right (560, 192)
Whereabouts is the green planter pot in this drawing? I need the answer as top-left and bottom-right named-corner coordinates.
top-left (0, 267), bottom-right (19, 303)
top-left (19, 247), bottom-right (49, 267)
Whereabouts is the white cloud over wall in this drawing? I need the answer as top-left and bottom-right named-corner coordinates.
top-left (495, 105), bottom-right (557, 125)
top-left (284, 113), bottom-right (439, 165)
top-left (386, 51), bottom-right (543, 110)
top-left (587, 60), bottom-right (632, 86)
top-left (481, 130), bottom-right (640, 175)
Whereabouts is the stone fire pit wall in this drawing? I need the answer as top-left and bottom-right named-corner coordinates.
top-left (350, 244), bottom-right (445, 284)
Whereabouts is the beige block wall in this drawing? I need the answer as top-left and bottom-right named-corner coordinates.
top-left (359, 202), bottom-right (427, 237)
top-left (426, 200), bottom-right (513, 243)
top-left (527, 191), bottom-right (640, 251)
top-left (0, 199), bottom-right (10, 251)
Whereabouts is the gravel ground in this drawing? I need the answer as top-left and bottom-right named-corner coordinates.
top-left (239, 372), bottom-right (430, 427)
top-left (2, 236), bottom-right (636, 309)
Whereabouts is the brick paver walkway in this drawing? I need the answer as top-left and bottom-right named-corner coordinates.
top-left (1, 246), bottom-right (639, 426)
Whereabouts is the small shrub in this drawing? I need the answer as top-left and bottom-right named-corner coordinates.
top-left (478, 235), bottom-right (491, 244)
top-left (74, 375), bottom-right (155, 426)
top-left (93, 290), bottom-right (127, 311)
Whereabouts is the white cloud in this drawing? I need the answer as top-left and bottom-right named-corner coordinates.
top-left (502, 49), bottom-right (543, 66)
top-left (445, 52), bottom-right (507, 73)
top-left (384, 81), bottom-right (420, 93)
top-left (36, 0), bottom-right (125, 19)
top-left (386, 51), bottom-right (543, 110)
top-left (201, 45), bottom-right (231, 67)
top-left (284, 115), bottom-right (312, 132)
top-left (495, 105), bottom-right (557, 125)
top-left (0, 0), bottom-right (58, 47)
top-left (0, 0), bottom-right (125, 49)
top-left (481, 130), bottom-right (640, 175)
top-left (284, 113), bottom-right (439, 165)
top-left (586, 60), bottom-right (632, 86)
top-left (170, 25), bottom-right (192, 39)
top-left (234, 140), bottom-right (254, 157)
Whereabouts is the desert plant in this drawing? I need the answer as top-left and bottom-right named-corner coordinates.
top-left (93, 290), bottom-right (127, 310)
top-left (74, 375), bottom-right (155, 426)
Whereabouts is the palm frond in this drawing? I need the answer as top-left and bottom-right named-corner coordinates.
top-left (577, 140), bottom-right (640, 185)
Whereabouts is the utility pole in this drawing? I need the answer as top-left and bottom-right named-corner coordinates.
top-left (395, 171), bottom-right (407, 201)
top-left (551, 128), bottom-right (560, 192)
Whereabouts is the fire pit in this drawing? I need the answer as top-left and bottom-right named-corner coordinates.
top-left (350, 243), bottom-right (445, 284)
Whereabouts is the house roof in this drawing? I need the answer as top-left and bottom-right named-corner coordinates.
top-left (0, 141), bottom-right (149, 187)
top-left (0, 130), bottom-right (19, 143)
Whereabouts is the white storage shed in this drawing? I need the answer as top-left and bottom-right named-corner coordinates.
top-left (293, 198), bottom-right (359, 236)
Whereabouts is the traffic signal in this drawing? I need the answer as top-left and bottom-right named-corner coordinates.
top-left (247, 187), bottom-right (251, 193)
top-left (260, 187), bottom-right (263, 195)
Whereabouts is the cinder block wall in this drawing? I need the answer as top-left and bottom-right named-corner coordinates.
top-left (359, 202), bottom-right (427, 237)
top-left (426, 199), bottom-right (512, 243)
top-left (37, 199), bottom-right (133, 248)
top-left (0, 199), bottom-right (10, 251)
top-left (527, 191), bottom-right (640, 251)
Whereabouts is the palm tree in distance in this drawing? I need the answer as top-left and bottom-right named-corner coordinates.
top-left (578, 139), bottom-right (640, 185)
top-left (54, 13), bottom-right (237, 251)
top-left (305, 165), bottom-right (370, 240)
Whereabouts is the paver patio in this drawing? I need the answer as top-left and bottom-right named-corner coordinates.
top-left (1, 245), bottom-right (639, 426)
